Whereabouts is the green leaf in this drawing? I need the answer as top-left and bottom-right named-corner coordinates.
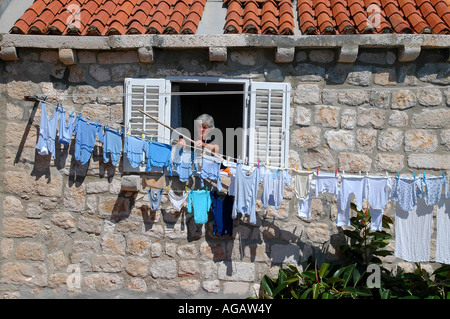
top-left (319, 263), bottom-right (330, 280)
top-left (343, 287), bottom-right (372, 297)
top-left (260, 276), bottom-right (274, 297)
top-left (312, 283), bottom-right (320, 299)
top-left (379, 287), bottom-right (391, 299)
top-left (301, 288), bottom-right (312, 299)
top-left (343, 230), bottom-right (363, 241)
top-left (343, 264), bottom-right (356, 288)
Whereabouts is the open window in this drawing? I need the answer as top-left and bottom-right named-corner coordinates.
top-left (123, 77), bottom-right (290, 173)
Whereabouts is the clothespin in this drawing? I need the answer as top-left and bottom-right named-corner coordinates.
top-left (397, 172), bottom-right (400, 179)
top-left (316, 167), bottom-right (319, 175)
top-left (120, 127), bottom-right (123, 135)
top-left (142, 134), bottom-right (145, 141)
top-left (185, 185), bottom-right (188, 193)
top-left (127, 128), bottom-right (131, 137)
top-left (335, 169), bottom-right (338, 177)
top-left (413, 172), bottom-right (416, 180)
top-left (282, 163), bottom-right (285, 171)
top-left (423, 172), bottom-right (426, 182)
top-left (258, 158), bottom-right (260, 168)
top-left (296, 166), bottom-right (298, 172)
top-left (105, 124), bottom-right (109, 130)
top-left (308, 167), bottom-right (310, 173)
top-left (168, 185), bottom-right (170, 192)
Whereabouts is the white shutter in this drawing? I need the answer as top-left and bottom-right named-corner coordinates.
top-left (249, 82), bottom-right (290, 168)
top-left (124, 78), bottom-right (171, 172)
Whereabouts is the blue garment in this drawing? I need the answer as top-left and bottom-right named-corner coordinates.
top-left (103, 128), bottom-right (122, 166)
top-left (172, 147), bottom-right (197, 182)
top-left (124, 135), bottom-right (146, 168)
top-left (424, 176), bottom-right (445, 206)
top-left (232, 163), bottom-right (261, 225)
top-left (58, 107), bottom-right (75, 145)
top-left (200, 155), bottom-right (222, 191)
top-left (145, 141), bottom-right (172, 175)
top-left (391, 177), bottom-right (424, 212)
top-left (210, 191), bottom-right (234, 237)
top-left (36, 101), bottom-right (60, 159)
top-left (73, 115), bottom-right (104, 165)
top-left (188, 190), bottom-right (211, 225)
top-left (147, 188), bottom-right (163, 211)
top-left (260, 166), bottom-right (291, 210)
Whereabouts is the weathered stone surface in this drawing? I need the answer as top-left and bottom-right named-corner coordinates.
top-left (392, 90), bottom-right (416, 110)
top-left (51, 212), bottom-right (77, 229)
top-left (305, 223), bottom-right (330, 244)
top-left (126, 235), bottom-right (151, 256)
top-left (338, 90), bottom-right (369, 106)
top-left (2, 218), bottom-right (41, 238)
top-left (411, 109), bottom-right (450, 128)
top-left (294, 84), bottom-right (320, 105)
top-left (408, 154), bottom-right (450, 170)
top-left (341, 109), bottom-right (356, 129)
top-left (83, 273), bottom-right (124, 291)
top-left (92, 254), bottom-right (126, 273)
top-left (77, 216), bottom-right (103, 235)
top-left (180, 279), bottom-right (201, 294)
top-left (63, 184), bottom-right (85, 212)
top-left (217, 262), bottom-right (255, 282)
top-left (441, 129), bottom-right (450, 150)
top-left (324, 130), bottom-right (355, 151)
top-left (294, 106), bottom-right (311, 126)
top-left (347, 66), bottom-right (372, 86)
top-left (15, 242), bottom-right (45, 261)
top-left (404, 130), bottom-right (438, 152)
top-left (150, 260), bottom-right (178, 279)
top-left (179, 260), bottom-right (200, 278)
top-left (309, 50), bottom-right (335, 63)
top-left (294, 64), bottom-right (325, 82)
top-left (4, 171), bottom-right (63, 198)
top-left (302, 148), bottom-right (336, 171)
top-left (97, 51), bottom-right (139, 64)
top-left (374, 68), bottom-right (396, 86)
top-left (357, 107), bottom-right (386, 129)
top-left (0, 262), bottom-right (48, 287)
top-left (291, 126), bottom-right (321, 148)
top-left (374, 154), bottom-right (404, 172)
top-left (126, 256), bottom-right (150, 277)
top-left (3, 196), bottom-right (23, 216)
top-left (417, 63), bottom-right (450, 85)
top-left (388, 111), bottom-right (409, 127)
top-left (370, 90), bottom-right (391, 108)
top-left (101, 233), bottom-right (126, 256)
top-left (315, 105), bottom-right (340, 128)
top-left (270, 244), bottom-right (300, 264)
top-left (417, 88), bottom-right (443, 106)
top-left (338, 153), bottom-right (372, 172)
top-left (356, 129), bottom-right (377, 153)
top-left (378, 129), bottom-right (404, 151)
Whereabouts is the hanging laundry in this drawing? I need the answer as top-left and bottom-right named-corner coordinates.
top-left (36, 101), bottom-right (61, 159)
top-left (436, 197), bottom-right (450, 264)
top-left (73, 115), bottom-right (104, 165)
top-left (424, 176), bottom-right (445, 206)
top-left (314, 174), bottom-right (339, 198)
top-left (200, 155), bottom-right (222, 191)
top-left (168, 189), bottom-right (189, 212)
top-left (124, 135), bottom-right (146, 168)
top-left (147, 188), bottom-right (164, 211)
top-left (223, 161), bottom-right (237, 196)
top-left (292, 171), bottom-right (312, 201)
top-left (145, 140), bottom-right (173, 175)
top-left (210, 190), bottom-right (234, 237)
top-left (188, 189), bottom-right (211, 225)
top-left (391, 177), bottom-right (424, 212)
top-left (172, 146), bottom-right (197, 182)
top-left (394, 198), bottom-right (433, 262)
top-left (103, 127), bottom-right (122, 166)
top-left (232, 163), bottom-right (261, 225)
top-left (365, 177), bottom-right (392, 231)
top-left (58, 106), bottom-right (75, 145)
top-left (260, 166), bottom-right (291, 210)
top-left (336, 189), bottom-right (351, 227)
top-left (337, 176), bottom-right (366, 227)
top-left (297, 178), bottom-right (316, 219)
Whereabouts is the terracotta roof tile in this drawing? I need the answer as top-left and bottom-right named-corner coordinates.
top-left (9, 0), bottom-right (450, 36)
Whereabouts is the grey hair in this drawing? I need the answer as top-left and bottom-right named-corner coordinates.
top-left (195, 114), bottom-right (215, 129)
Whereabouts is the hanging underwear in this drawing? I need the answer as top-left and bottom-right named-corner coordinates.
top-left (424, 176), bottom-right (445, 206)
top-left (36, 101), bottom-right (61, 159)
top-left (391, 177), bottom-right (423, 212)
top-left (73, 115), bottom-right (104, 165)
top-left (315, 174), bottom-right (339, 198)
top-left (58, 107), bottom-right (75, 145)
top-left (200, 155), bottom-right (222, 191)
top-left (231, 163), bottom-right (261, 225)
top-left (292, 171), bottom-right (311, 201)
top-left (147, 188), bottom-right (163, 211)
top-left (168, 189), bottom-right (189, 212)
top-left (210, 191), bottom-right (234, 237)
top-left (260, 166), bottom-right (291, 210)
top-left (340, 176), bottom-right (366, 212)
top-left (364, 177), bottom-right (391, 231)
top-left (124, 135), bottom-right (146, 168)
top-left (103, 127), bottom-right (122, 166)
top-left (145, 141), bottom-right (173, 175)
top-left (188, 190), bottom-right (212, 225)
top-left (172, 147), bottom-right (197, 182)
top-left (297, 178), bottom-right (316, 219)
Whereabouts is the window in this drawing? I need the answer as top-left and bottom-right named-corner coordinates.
top-left (123, 77), bottom-right (290, 173)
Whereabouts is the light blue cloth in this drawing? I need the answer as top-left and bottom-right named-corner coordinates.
top-left (73, 115), bottom-right (104, 165)
top-left (124, 135), bottom-right (146, 168)
top-left (424, 176), bottom-right (445, 206)
top-left (147, 188), bottom-right (163, 211)
top-left (58, 107), bottom-right (75, 145)
top-left (231, 163), bottom-right (261, 225)
top-left (260, 166), bottom-right (291, 210)
top-left (103, 127), bottom-right (122, 166)
top-left (200, 155), bottom-right (222, 190)
top-left (391, 177), bottom-right (424, 212)
top-left (188, 190), bottom-right (211, 225)
top-left (36, 101), bottom-right (60, 159)
top-left (145, 141), bottom-right (173, 175)
top-left (172, 147), bottom-right (197, 182)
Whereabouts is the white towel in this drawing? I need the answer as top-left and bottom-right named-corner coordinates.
top-left (436, 198), bottom-right (450, 264)
top-left (394, 198), bottom-right (433, 262)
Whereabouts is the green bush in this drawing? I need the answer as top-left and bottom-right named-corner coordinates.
top-left (254, 204), bottom-right (450, 299)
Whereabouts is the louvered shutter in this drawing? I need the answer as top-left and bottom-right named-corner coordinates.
top-left (248, 82), bottom-right (290, 168)
top-left (124, 78), bottom-right (171, 172)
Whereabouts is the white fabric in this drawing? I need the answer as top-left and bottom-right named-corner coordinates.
top-left (168, 190), bottom-right (188, 212)
top-left (340, 176), bottom-right (366, 211)
top-left (297, 179), bottom-right (316, 219)
top-left (394, 198), bottom-right (433, 262)
top-left (366, 177), bottom-right (392, 231)
top-left (315, 174), bottom-right (339, 198)
top-left (293, 171), bottom-right (311, 200)
top-left (436, 198), bottom-right (450, 264)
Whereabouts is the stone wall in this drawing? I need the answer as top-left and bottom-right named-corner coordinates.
top-left (0, 46), bottom-right (449, 298)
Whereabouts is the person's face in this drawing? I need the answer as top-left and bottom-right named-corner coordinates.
top-left (197, 123), bottom-right (210, 140)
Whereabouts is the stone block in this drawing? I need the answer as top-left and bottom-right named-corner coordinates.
top-left (338, 90), bottom-right (369, 106)
top-left (15, 242), bottom-right (45, 261)
top-left (217, 261), bottom-right (255, 282)
top-left (417, 88), bottom-right (443, 107)
top-left (315, 105), bottom-right (340, 128)
top-left (126, 234), bottom-right (151, 256)
top-left (324, 130), bottom-right (355, 151)
top-left (295, 84), bottom-right (320, 105)
top-left (374, 154), bottom-right (404, 172)
top-left (150, 260), bottom-right (178, 279)
top-left (83, 273), bottom-right (124, 292)
top-left (338, 153), bottom-right (372, 172)
top-left (1, 262), bottom-right (47, 287)
top-left (2, 218), bottom-right (41, 238)
top-left (347, 65), bottom-right (372, 86)
top-left (309, 49), bottom-right (335, 63)
top-left (97, 51), bottom-right (139, 64)
top-left (392, 90), bottom-right (416, 110)
top-left (302, 148), bottom-right (336, 171)
top-left (388, 111), bottom-right (409, 127)
top-left (408, 154), bottom-right (450, 170)
top-left (291, 126), bottom-right (321, 148)
top-left (126, 256), bottom-right (150, 277)
top-left (378, 129), bottom-right (404, 152)
top-left (341, 109), bottom-right (356, 129)
top-left (441, 129), bottom-right (450, 150)
top-left (356, 129), bottom-right (377, 153)
top-left (404, 130), bottom-right (438, 152)
top-left (270, 244), bottom-right (300, 264)
top-left (374, 68), bottom-right (396, 86)
top-left (294, 106), bottom-right (311, 126)
top-left (51, 212), bottom-right (77, 229)
top-left (92, 254), bottom-right (126, 273)
top-left (411, 109), bottom-right (450, 129)
top-left (357, 107), bottom-right (386, 129)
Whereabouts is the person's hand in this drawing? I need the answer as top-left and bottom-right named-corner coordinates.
top-left (177, 139), bottom-right (187, 149)
top-left (194, 140), bottom-right (204, 149)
